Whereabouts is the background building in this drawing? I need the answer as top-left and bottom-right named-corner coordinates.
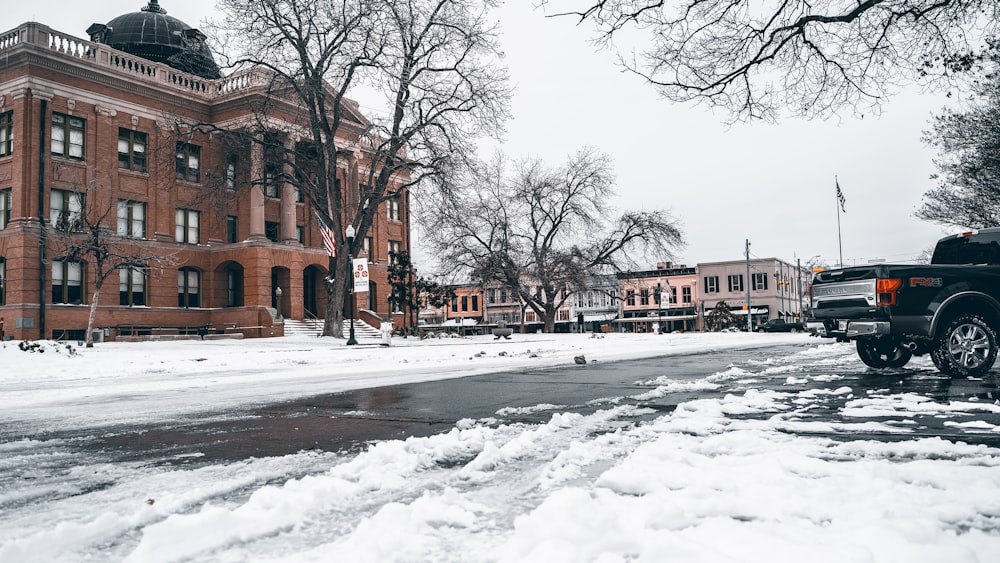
top-left (617, 263), bottom-right (699, 333)
top-left (571, 274), bottom-right (619, 333)
top-left (697, 258), bottom-right (809, 329)
top-left (0, 4), bottom-right (409, 340)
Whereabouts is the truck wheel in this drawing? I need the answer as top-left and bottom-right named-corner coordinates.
top-left (932, 314), bottom-right (998, 378)
top-left (856, 338), bottom-right (912, 369)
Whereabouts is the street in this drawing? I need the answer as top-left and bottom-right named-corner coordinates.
top-left (3, 338), bottom-right (1000, 562)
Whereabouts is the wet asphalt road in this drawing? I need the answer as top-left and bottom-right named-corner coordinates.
top-left (76, 342), bottom-right (1000, 466)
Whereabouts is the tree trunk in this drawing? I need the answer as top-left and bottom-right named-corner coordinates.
top-left (323, 280), bottom-right (346, 338)
top-left (323, 255), bottom-right (349, 338)
top-left (85, 281), bottom-right (102, 347)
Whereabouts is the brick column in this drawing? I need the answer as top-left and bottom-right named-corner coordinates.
top-left (248, 139), bottom-right (266, 240)
top-left (280, 136), bottom-right (298, 243)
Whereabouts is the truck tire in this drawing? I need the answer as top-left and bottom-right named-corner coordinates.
top-left (856, 337), bottom-right (912, 369)
top-left (932, 314), bottom-right (998, 378)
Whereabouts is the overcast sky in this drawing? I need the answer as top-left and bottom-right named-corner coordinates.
top-left (8, 1), bottom-right (959, 268)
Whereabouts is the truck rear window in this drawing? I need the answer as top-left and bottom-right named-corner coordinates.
top-left (931, 231), bottom-right (1000, 265)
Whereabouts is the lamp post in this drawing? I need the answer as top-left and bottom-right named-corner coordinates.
top-left (275, 287), bottom-right (283, 321)
top-left (346, 224), bottom-right (358, 345)
top-left (656, 278), bottom-right (664, 334)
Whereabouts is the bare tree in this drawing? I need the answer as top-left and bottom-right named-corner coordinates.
top-left (49, 175), bottom-right (176, 347)
top-left (211, 0), bottom-right (509, 338)
top-left (544, 0), bottom-right (1000, 121)
top-left (422, 147), bottom-right (684, 332)
top-left (918, 66), bottom-right (1000, 229)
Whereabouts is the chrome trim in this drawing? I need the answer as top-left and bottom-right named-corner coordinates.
top-left (846, 321), bottom-right (890, 337)
top-left (811, 279), bottom-right (877, 307)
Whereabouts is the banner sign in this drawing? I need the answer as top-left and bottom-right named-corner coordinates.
top-left (352, 259), bottom-right (369, 293)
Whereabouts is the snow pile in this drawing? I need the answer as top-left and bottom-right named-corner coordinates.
top-left (2, 333), bottom-right (1000, 562)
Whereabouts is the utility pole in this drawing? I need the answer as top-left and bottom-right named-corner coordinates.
top-left (796, 258), bottom-right (803, 317)
top-left (745, 239), bottom-right (752, 332)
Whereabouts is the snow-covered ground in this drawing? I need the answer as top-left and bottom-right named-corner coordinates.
top-left (2, 332), bottom-right (1000, 562)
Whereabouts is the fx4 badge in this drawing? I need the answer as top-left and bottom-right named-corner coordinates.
top-left (909, 277), bottom-right (942, 287)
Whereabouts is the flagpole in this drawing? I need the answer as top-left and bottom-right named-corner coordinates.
top-left (836, 176), bottom-right (843, 268)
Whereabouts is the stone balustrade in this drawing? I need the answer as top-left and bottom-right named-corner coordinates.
top-left (0, 22), bottom-right (263, 100)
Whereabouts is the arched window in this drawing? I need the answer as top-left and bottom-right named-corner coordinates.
top-left (52, 259), bottom-right (84, 304)
top-left (178, 267), bottom-right (201, 308)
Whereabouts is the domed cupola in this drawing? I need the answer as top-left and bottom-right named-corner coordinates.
top-left (86, 1), bottom-right (221, 79)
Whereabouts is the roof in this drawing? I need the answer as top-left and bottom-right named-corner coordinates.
top-left (87, 1), bottom-right (220, 79)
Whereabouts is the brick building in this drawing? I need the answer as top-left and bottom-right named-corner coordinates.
top-left (0, 3), bottom-right (410, 340)
top-left (616, 262), bottom-right (699, 333)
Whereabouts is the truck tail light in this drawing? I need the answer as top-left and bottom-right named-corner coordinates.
top-left (876, 278), bottom-right (903, 306)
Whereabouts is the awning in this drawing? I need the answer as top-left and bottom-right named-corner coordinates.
top-left (440, 318), bottom-right (480, 327)
top-left (614, 315), bottom-right (698, 322)
top-left (582, 312), bottom-right (617, 322)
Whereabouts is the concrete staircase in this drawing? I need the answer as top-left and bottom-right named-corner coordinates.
top-left (282, 318), bottom-right (381, 339)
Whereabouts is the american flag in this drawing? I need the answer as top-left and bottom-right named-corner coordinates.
top-left (315, 212), bottom-right (336, 257)
top-left (836, 179), bottom-right (846, 213)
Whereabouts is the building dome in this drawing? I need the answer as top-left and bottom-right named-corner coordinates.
top-left (87, 1), bottom-right (221, 79)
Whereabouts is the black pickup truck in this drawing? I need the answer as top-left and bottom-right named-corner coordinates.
top-left (810, 228), bottom-right (1000, 377)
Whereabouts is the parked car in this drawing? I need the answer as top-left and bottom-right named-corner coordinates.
top-left (805, 320), bottom-right (826, 337)
top-left (756, 319), bottom-right (806, 333)
top-left (810, 228), bottom-right (1000, 376)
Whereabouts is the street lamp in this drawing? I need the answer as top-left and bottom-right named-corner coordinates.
top-left (275, 286), bottom-right (283, 321)
top-left (346, 224), bottom-right (358, 345)
top-left (656, 278), bottom-right (665, 334)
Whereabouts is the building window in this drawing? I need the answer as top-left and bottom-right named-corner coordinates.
top-left (50, 189), bottom-right (84, 231)
top-left (0, 257), bottom-right (5, 305)
top-left (704, 276), bottom-right (719, 294)
top-left (667, 286), bottom-right (677, 304)
top-left (265, 221), bottom-right (279, 242)
top-left (296, 226), bottom-right (305, 243)
top-left (119, 268), bottom-right (146, 306)
top-left (728, 274), bottom-right (744, 293)
top-left (264, 163), bottom-right (281, 198)
top-left (51, 113), bottom-right (85, 160)
top-left (752, 272), bottom-right (768, 291)
top-left (178, 267), bottom-right (201, 308)
top-left (175, 208), bottom-right (200, 244)
top-left (626, 290), bottom-right (636, 307)
top-left (227, 268), bottom-right (244, 307)
top-left (682, 286), bottom-right (692, 304)
top-left (388, 240), bottom-right (402, 264)
top-left (117, 200), bottom-right (146, 238)
top-left (461, 295), bottom-right (469, 312)
top-left (227, 216), bottom-right (238, 243)
top-left (175, 142), bottom-right (201, 183)
top-left (226, 155), bottom-right (238, 191)
top-left (640, 288), bottom-right (650, 306)
top-left (388, 195), bottom-right (401, 221)
top-left (0, 111), bottom-right (12, 157)
top-left (118, 128), bottom-right (147, 172)
top-left (52, 259), bottom-right (84, 304)
top-left (359, 183), bottom-right (370, 204)
top-left (0, 188), bottom-right (10, 229)
top-left (472, 295), bottom-right (479, 311)
top-left (451, 296), bottom-right (458, 313)
top-left (363, 236), bottom-right (373, 262)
